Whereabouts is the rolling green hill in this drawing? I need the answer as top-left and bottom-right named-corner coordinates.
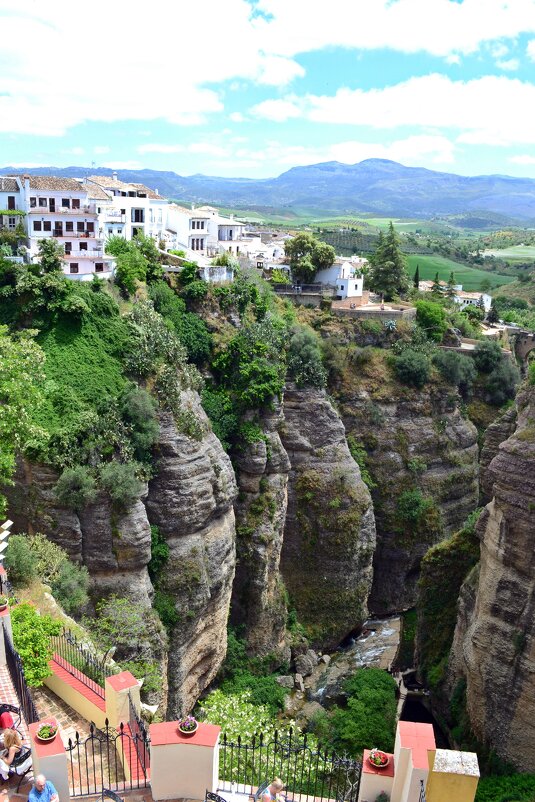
top-left (405, 254), bottom-right (514, 291)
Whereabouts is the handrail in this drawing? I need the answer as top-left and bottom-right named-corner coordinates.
top-left (3, 623), bottom-right (39, 725)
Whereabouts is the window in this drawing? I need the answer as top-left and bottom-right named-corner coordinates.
top-left (65, 243), bottom-right (72, 253)
top-left (33, 221), bottom-right (42, 231)
top-left (39, 198), bottom-right (47, 207)
top-left (79, 242), bottom-right (87, 251)
top-left (86, 222), bottom-right (94, 233)
top-left (132, 209), bottom-right (144, 223)
top-left (66, 221), bottom-right (73, 232)
top-left (72, 199), bottom-right (80, 209)
top-left (95, 263), bottom-right (104, 273)
top-left (257, 261), bottom-right (263, 268)
top-left (200, 221), bottom-right (205, 230)
top-left (7, 196), bottom-right (15, 210)
top-left (108, 228), bottom-right (113, 235)
top-left (121, 209), bottom-right (126, 215)
top-left (69, 264), bottom-right (79, 274)
top-left (117, 228), bottom-right (123, 234)
top-left (30, 197), bottom-right (36, 208)
top-left (43, 221), bottom-right (51, 231)
top-left (62, 199), bottom-right (70, 208)
top-left (77, 222), bottom-right (84, 232)
top-left (8, 217), bottom-right (16, 229)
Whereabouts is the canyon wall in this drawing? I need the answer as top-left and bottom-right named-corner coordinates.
top-left (448, 386), bottom-right (535, 771)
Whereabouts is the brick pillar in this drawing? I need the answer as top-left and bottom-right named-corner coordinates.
top-left (29, 717), bottom-right (70, 802)
top-left (105, 670), bottom-right (140, 729)
top-left (149, 721), bottom-right (221, 801)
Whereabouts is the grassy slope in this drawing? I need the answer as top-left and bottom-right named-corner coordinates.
top-left (483, 244), bottom-right (535, 261)
top-left (493, 279), bottom-right (535, 304)
top-left (405, 254), bottom-right (514, 291)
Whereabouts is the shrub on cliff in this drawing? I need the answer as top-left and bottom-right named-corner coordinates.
top-left (415, 300), bottom-right (447, 342)
top-left (99, 460), bottom-right (144, 508)
top-left (433, 350), bottom-right (477, 397)
top-left (473, 340), bottom-right (503, 373)
top-left (484, 359), bottom-right (520, 406)
top-left (11, 602), bottom-right (61, 686)
top-left (4, 535), bottom-right (37, 587)
top-left (286, 325), bottom-right (326, 388)
top-left (121, 386), bottom-right (159, 460)
top-left (392, 348), bottom-right (431, 388)
top-left (55, 465), bottom-right (97, 510)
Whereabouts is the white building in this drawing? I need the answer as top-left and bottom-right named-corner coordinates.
top-left (165, 204), bottom-right (247, 259)
top-left (88, 173), bottom-right (168, 242)
top-left (315, 257), bottom-right (367, 299)
top-left (10, 175), bottom-right (114, 280)
top-left (453, 291), bottom-right (492, 313)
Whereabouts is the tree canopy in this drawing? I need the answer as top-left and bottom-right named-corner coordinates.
top-left (284, 233), bottom-right (335, 283)
top-left (368, 222), bottom-right (408, 300)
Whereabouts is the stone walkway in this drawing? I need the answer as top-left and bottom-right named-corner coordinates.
top-left (31, 685), bottom-right (93, 745)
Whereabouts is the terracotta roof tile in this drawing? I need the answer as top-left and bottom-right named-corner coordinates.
top-left (0, 177), bottom-right (19, 192)
top-left (26, 176), bottom-right (85, 192)
top-left (81, 180), bottom-right (113, 201)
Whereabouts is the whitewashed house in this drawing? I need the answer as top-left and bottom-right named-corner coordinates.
top-left (315, 257), bottom-right (367, 299)
top-left (453, 290), bottom-right (492, 313)
top-left (88, 173), bottom-right (168, 242)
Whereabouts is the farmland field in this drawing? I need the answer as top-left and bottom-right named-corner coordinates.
top-left (405, 254), bottom-right (514, 291)
top-left (482, 245), bottom-right (535, 261)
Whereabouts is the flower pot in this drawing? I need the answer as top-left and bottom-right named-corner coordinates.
top-left (36, 731), bottom-right (58, 743)
top-left (178, 723), bottom-right (198, 737)
top-left (0, 604), bottom-right (7, 612)
top-left (368, 750), bottom-right (389, 770)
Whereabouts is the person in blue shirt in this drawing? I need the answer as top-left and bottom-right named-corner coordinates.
top-left (28, 774), bottom-right (59, 802)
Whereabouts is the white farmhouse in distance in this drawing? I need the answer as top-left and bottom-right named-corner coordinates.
top-left (418, 279), bottom-right (492, 313)
top-left (315, 256), bottom-right (367, 299)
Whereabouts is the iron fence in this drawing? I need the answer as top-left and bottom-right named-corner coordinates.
top-left (0, 573), bottom-right (14, 599)
top-left (419, 779), bottom-right (427, 802)
top-left (49, 628), bottom-right (115, 700)
top-left (2, 623), bottom-right (39, 725)
top-left (66, 720), bottom-right (150, 796)
top-left (219, 729), bottom-right (361, 802)
top-left (128, 692), bottom-right (150, 777)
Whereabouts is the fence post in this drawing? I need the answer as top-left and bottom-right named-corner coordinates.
top-left (105, 671), bottom-right (140, 728)
top-left (29, 717), bottom-right (70, 802)
top-left (149, 721), bottom-right (221, 801)
top-left (0, 606), bottom-right (12, 666)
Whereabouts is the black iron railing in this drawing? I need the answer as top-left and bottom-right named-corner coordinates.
top-left (419, 779), bottom-right (427, 802)
top-left (3, 623), bottom-right (39, 725)
top-left (49, 628), bottom-right (115, 700)
top-left (128, 691), bottom-right (150, 777)
top-left (0, 573), bottom-right (14, 599)
top-left (66, 719), bottom-right (150, 796)
top-left (219, 729), bottom-right (361, 802)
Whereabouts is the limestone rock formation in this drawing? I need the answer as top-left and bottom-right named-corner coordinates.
top-left (279, 385), bottom-right (376, 649)
top-left (448, 386), bottom-right (535, 771)
top-left (479, 405), bottom-right (517, 502)
top-left (145, 394), bottom-right (238, 717)
top-left (231, 403), bottom-right (291, 660)
top-left (337, 384), bottom-right (479, 614)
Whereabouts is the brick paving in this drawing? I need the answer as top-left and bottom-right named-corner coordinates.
top-left (31, 685), bottom-right (93, 745)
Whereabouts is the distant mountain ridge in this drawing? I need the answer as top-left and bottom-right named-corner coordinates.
top-left (3, 159), bottom-right (535, 222)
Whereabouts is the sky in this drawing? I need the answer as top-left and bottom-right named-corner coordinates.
top-left (2, 0), bottom-right (535, 180)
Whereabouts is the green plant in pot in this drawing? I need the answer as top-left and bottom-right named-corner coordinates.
top-left (36, 722), bottom-right (58, 741)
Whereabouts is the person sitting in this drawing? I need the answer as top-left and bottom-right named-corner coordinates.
top-left (261, 778), bottom-right (285, 802)
top-left (28, 774), bottom-right (58, 802)
top-left (2, 729), bottom-right (23, 766)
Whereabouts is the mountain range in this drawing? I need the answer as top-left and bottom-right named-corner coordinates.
top-left (3, 159), bottom-right (535, 222)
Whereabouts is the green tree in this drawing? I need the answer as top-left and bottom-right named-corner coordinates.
top-left (413, 264), bottom-right (420, 289)
top-left (0, 327), bottom-right (45, 516)
top-left (486, 301), bottom-right (500, 325)
top-left (4, 534), bottom-right (37, 586)
top-left (393, 349), bottom-right (431, 388)
top-left (284, 233), bottom-right (335, 283)
top-left (446, 271), bottom-right (456, 298)
top-left (11, 602), bottom-right (61, 686)
top-left (415, 300), bottom-right (447, 342)
top-left (286, 325), bottom-right (326, 388)
top-left (55, 465), bottom-right (97, 510)
top-left (115, 247), bottom-right (148, 294)
top-left (480, 277), bottom-right (492, 293)
top-left (473, 340), bottom-right (503, 373)
top-left (37, 238), bottom-right (65, 274)
top-left (431, 272), bottom-right (443, 296)
top-left (368, 222), bottom-right (408, 300)
top-left (133, 231), bottom-right (163, 283)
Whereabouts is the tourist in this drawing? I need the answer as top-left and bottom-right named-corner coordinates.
top-left (28, 774), bottom-right (58, 802)
top-left (261, 778), bottom-right (286, 802)
top-left (2, 729), bottom-right (23, 766)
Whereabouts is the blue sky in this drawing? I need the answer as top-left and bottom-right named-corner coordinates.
top-left (1, 0), bottom-right (535, 179)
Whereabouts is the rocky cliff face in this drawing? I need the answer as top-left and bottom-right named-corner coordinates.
top-left (448, 386), bottom-right (535, 771)
top-left (479, 405), bottom-right (517, 502)
top-left (145, 393), bottom-right (238, 717)
top-left (231, 403), bottom-right (291, 660)
top-left (279, 385), bottom-right (376, 648)
top-left (335, 380), bottom-right (479, 614)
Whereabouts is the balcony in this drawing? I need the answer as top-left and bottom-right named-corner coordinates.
top-left (29, 204), bottom-right (97, 215)
top-left (64, 251), bottom-right (108, 259)
top-left (52, 231), bottom-right (99, 239)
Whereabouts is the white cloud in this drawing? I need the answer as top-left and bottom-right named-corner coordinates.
top-left (229, 112), bottom-right (246, 123)
top-left (252, 74), bottom-right (535, 147)
top-left (63, 146), bottom-right (85, 155)
top-left (445, 54), bottom-right (461, 65)
top-left (93, 146), bottom-right (110, 155)
top-left (491, 43), bottom-right (509, 58)
top-left (257, 55), bottom-right (305, 86)
top-left (252, 0), bottom-right (535, 58)
top-left (527, 39), bottom-right (535, 59)
top-left (509, 154), bottom-right (535, 164)
top-left (496, 58), bottom-right (519, 70)
top-left (329, 134), bottom-right (456, 165)
top-left (251, 98), bottom-right (302, 121)
top-left (138, 144), bottom-right (186, 154)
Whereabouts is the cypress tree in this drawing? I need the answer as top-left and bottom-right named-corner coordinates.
top-left (413, 264), bottom-right (420, 289)
top-left (368, 222), bottom-right (409, 300)
top-left (486, 301), bottom-right (499, 325)
top-left (431, 272), bottom-right (442, 295)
